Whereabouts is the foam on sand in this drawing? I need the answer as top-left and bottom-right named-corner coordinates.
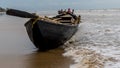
top-left (63, 9), bottom-right (120, 68)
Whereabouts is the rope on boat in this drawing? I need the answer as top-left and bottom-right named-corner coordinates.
top-left (32, 17), bottom-right (40, 28)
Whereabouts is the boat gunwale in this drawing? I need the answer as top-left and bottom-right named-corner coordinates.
top-left (36, 19), bottom-right (79, 27)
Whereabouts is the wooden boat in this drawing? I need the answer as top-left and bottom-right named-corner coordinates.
top-left (6, 9), bottom-right (81, 51)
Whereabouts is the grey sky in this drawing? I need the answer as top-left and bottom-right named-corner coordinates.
top-left (0, 0), bottom-right (120, 11)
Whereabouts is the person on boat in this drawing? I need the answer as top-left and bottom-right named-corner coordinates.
top-left (72, 9), bottom-right (74, 14)
top-left (67, 8), bottom-right (71, 14)
top-left (58, 9), bottom-right (63, 14)
top-left (65, 8), bottom-right (77, 19)
top-left (58, 10), bottom-right (61, 14)
top-left (61, 9), bottom-right (63, 13)
top-left (63, 9), bottom-right (67, 14)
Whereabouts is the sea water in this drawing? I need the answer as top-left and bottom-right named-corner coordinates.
top-left (63, 9), bottom-right (120, 68)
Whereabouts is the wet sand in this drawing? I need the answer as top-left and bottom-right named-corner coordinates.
top-left (0, 15), bottom-right (73, 68)
top-left (0, 48), bottom-right (73, 68)
top-left (26, 48), bottom-right (73, 68)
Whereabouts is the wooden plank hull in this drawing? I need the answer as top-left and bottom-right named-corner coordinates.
top-left (25, 19), bottom-right (78, 51)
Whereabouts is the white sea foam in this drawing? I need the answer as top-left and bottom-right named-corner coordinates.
top-left (63, 9), bottom-right (120, 68)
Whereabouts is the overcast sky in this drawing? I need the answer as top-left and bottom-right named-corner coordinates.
top-left (0, 0), bottom-right (120, 11)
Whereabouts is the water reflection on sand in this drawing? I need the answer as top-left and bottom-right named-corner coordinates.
top-left (0, 48), bottom-right (72, 68)
top-left (26, 48), bottom-right (73, 68)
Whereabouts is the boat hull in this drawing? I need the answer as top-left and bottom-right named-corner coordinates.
top-left (25, 19), bottom-right (78, 51)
